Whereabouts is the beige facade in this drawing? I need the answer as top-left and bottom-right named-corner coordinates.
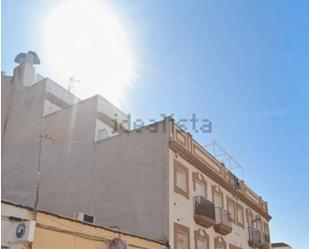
top-left (168, 122), bottom-right (270, 249)
top-left (2, 58), bottom-right (271, 249)
top-left (1, 201), bottom-right (166, 249)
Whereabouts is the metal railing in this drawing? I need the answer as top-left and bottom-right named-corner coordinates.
top-left (262, 233), bottom-right (270, 244)
top-left (215, 207), bottom-right (232, 228)
top-left (194, 196), bottom-right (216, 220)
top-left (248, 226), bottom-right (263, 245)
top-left (248, 226), bottom-right (270, 248)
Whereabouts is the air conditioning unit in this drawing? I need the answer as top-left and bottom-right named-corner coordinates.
top-left (8, 220), bottom-right (36, 243)
top-left (75, 212), bottom-right (95, 224)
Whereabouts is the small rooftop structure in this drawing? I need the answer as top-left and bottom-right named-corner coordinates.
top-left (271, 242), bottom-right (292, 249)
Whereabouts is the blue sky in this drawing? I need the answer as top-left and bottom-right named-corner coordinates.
top-left (2, 1), bottom-right (309, 248)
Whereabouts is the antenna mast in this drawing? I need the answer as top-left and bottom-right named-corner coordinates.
top-left (205, 140), bottom-right (245, 181)
top-left (68, 77), bottom-right (80, 92)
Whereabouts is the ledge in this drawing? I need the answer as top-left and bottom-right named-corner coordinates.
top-left (214, 223), bottom-right (232, 235)
top-left (194, 214), bottom-right (216, 228)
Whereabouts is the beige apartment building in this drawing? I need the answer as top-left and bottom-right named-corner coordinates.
top-left (2, 54), bottom-right (271, 249)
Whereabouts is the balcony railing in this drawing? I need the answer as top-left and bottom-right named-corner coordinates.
top-left (263, 234), bottom-right (270, 243)
top-left (214, 207), bottom-right (232, 235)
top-left (193, 196), bottom-right (216, 228)
top-left (248, 226), bottom-right (262, 247)
top-left (248, 227), bottom-right (270, 249)
top-left (261, 233), bottom-right (270, 249)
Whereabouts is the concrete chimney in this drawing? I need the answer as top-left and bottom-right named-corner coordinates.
top-left (13, 63), bottom-right (35, 87)
top-left (13, 51), bottom-right (40, 87)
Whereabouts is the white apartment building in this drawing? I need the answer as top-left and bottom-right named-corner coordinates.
top-left (2, 54), bottom-right (271, 249)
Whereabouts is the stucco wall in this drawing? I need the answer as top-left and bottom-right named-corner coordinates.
top-left (1, 201), bottom-right (166, 249)
top-left (2, 68), bottom-right (171, 242)
top-left (1, 74), bottom-right (14, 135)
top-left (33, 210), bottom-right (167, 249)
top-left (39, 117), bottom-right (170, 242)
top-left (2, 77), bottom-right (47, 208)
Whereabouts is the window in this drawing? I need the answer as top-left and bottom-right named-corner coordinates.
top-left (236, 203), bottom-right (244, 228)
top-left (174, 223), bottom-right (190, 249)
top-left (174, 160), bottom-right (189, 199)
top-left (193, 172), bottom-right (207, 198)
top-left (226, 197), bottom-right (235, 222)
top-left (255, 215), bottom-right (262, 231)
top-left (263, 221), bottom-right (269, 235)
top-left (194, 229), bottom-right (209, 249)
top-left (214, 236), bottom-right (226, 249)
top-left (212, 185), bottom-right (224, 208)
top-left (178, 232), bottom-right (187, 249)
top-left (196, 181), bottom-right (206, 198)
top-left (245, 208), bottom-right (253, 226)
top-left (196, 238), bottom-right (207, 249)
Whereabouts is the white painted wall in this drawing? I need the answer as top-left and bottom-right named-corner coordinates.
top-left (97, 95), bottom-right (128, 130)
top-left (2, 65), bottom-right (171, 241)
top-left (12, 63), bottom-right (35, 87)
top-left (1, 202), bottom-right (31, 249)
top-left (45, 78), bottom-right (80, 106)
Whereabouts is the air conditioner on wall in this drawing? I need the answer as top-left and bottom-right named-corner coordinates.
top-left (8, 220), bottom-right (36, 243)
top-left (75, 212), bottom-right (96, 224)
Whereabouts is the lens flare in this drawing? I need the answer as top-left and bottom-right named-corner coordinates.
top-left (42, 0), bottom-right (135, 107)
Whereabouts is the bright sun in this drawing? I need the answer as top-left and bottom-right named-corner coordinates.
top-left (42, 0), bottom-right (135, 107)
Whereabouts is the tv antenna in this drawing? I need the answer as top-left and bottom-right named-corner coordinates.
top-left (68, 77), bottom-right (80, 92)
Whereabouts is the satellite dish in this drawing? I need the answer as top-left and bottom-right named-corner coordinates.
top-left (15, 51), bottom-right (40, 65)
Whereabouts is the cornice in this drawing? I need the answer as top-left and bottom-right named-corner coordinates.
top-left (170, 141), bottom-right (271, 221)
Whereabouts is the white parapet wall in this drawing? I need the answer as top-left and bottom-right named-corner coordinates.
top-left (42, 78), bottom-right (80, 116)
top-left (96, 95), bottom-right (129, 131)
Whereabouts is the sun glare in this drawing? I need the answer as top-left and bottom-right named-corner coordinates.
top-left (42, 0), bottom-right (135, 106)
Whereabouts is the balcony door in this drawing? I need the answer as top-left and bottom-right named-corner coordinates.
top-left (212, 187), bottom-right (223, 208)
top-left (196, 181), bottom-right (207, 199)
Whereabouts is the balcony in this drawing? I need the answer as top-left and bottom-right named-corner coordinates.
top-left (248, 227), bottom-right (270, 249)
top-left (193, 196), bottom-right (216, 228)
top-left (260, 233), bottom-right (270, 249)
top-left (214, 207), bottom-right (232, 235)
